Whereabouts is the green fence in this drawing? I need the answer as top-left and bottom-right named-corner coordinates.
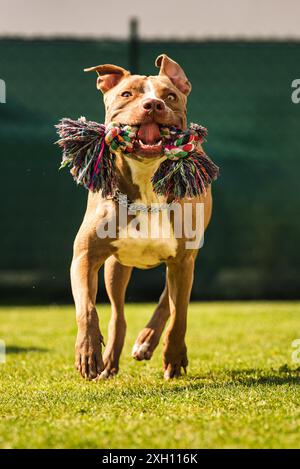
top-left (0, 39), bottom-right (300, 302)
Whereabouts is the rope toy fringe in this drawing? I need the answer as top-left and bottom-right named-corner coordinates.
top-left (55, 117), bottom-right (219, 199)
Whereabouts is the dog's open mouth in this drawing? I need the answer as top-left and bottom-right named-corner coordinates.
top-left (134, 123), bottom-right (163, 157)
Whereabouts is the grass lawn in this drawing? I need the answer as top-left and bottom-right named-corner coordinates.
top-left (0, 302), bottom-right (300, 449)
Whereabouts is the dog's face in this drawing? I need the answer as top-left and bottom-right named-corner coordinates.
top-left (85, 54), bottom-right (191, 158)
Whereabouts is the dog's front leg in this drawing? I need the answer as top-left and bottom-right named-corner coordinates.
top-left (163, 256), bottom-right (194, 379)
top-left (71, 238), bottom-right (108, 380)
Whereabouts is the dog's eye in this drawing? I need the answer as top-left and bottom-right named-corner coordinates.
top-left (121, 91), bottom-right (132, 98)
top-left (167, 93), bottom-right (177, 101)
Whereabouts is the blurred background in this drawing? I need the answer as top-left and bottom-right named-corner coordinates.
top-left (0, 0), bottom-right (299, 303)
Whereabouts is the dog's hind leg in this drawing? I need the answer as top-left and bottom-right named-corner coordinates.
top-left (99, 256), bottom-right (132, 379)
top-left (132, 282), bottom-right (170, 361)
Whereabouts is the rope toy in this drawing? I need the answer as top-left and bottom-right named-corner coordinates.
top-left (55, 117), bottom-right (219, 199)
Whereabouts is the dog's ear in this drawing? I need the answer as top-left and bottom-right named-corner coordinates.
top-left (155, 54), bottom-right (191, 96)
top-left (84, 64), bottom-right (130, 93)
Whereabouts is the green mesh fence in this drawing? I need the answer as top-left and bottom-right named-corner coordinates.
top-left (0, 39), bottom-right (300, 302)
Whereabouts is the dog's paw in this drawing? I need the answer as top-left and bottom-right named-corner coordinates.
top-left (163, 362), bottom-right (188, 380)
top-left (75, 330), bottom-right (104, 380)
top-left (132, 327), bottom-right (160, 361)
top-left (132, 341), bottom-right (152, 361)
top-left (96, 367), bottom-right (118, 380)
top-left (163, 343), bottom-right (188, 380)
top-left (96, 358), bottom-right (119, 380)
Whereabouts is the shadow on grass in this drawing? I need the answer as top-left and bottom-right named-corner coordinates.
top-left (5, 345), bottom-right (48, 354)
top-left (179, 365), bottom-right (300, 389)
top-left (226, 367), bottom-right (300, 386)
top-left (97, 366), bottom-right (300, 403)
top-left (87, 368), bottom-right (300, 406)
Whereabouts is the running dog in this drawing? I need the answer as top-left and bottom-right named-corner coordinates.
top-left (71, 54), bottom-right (212, 380)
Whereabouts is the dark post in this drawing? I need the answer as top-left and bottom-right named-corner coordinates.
top-left (129, 18), bottom-right (139, 74)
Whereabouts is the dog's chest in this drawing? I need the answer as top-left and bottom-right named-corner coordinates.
top-left (112, 157), bottom-right (178, 269)
top-left (113, 210), bottom-right (177, 269)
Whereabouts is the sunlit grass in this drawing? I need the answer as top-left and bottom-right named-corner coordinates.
top-left (0, 302), bottom-right (300, 448)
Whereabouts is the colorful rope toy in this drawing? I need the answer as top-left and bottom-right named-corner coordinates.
top-left (55, 117), bottom-right (219, 199)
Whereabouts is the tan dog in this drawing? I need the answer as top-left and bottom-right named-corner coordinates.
top-left (71, 54), bottom-right (212, 380)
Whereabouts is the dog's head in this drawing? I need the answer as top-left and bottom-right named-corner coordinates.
top-left (84, 54), bottom-right (191, 158)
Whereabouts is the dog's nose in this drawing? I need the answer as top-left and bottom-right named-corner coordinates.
top-left (142, 98), bottom-right (165, 113)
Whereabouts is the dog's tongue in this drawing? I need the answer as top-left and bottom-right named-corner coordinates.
top-left (137, 123), bottom-right (161, 144)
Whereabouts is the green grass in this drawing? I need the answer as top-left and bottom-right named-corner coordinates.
top-left (0, 302), bottom-right (300, 449)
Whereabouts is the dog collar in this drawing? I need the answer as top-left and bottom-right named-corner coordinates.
top-left (110, 190), bottom-right (175, 213)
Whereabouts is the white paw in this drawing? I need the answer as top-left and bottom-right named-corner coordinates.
top-left (132, 342), bottom-right (152, 360)
top-left (95, 368), bottom-right (117, 380)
